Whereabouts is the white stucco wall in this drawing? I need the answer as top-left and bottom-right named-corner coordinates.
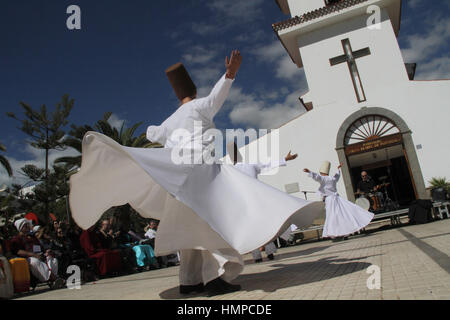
top-left (245, 7), bottom-right (450, 202)
top-left (299, 10), bottom-right (408, 106)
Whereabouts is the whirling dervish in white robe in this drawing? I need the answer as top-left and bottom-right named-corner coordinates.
top-left (304, 161), bottom-right (374, 238)
top-left (69, 50), bottom-right (323, 294)
top-left (227, 142), bottom-right (301, 263)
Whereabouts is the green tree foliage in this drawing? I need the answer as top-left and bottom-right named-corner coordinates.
top-left (429, 177), bottom-right (450, 193)
top-left (55, 112), bottom-right (161, 170)
top-left (0, 142), bottom-right (13, 177)
top-left (7, 95), bottom-right (74, 219)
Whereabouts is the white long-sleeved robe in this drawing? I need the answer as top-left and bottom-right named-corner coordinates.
top-left (70, 74), bottom-right (323, 286)
top-left (308, 170), bottom-right (374, 237)
top-left (234, 158), bottom-right (312, 260)
top-left (233, 160), bottom-right (288, 260)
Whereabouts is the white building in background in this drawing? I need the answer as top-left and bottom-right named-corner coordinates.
top-left (18, 185), bottom-right (36, 199)
top-left (236, 0), bottom-right (449, 209)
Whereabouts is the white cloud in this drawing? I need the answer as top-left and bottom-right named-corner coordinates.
top-left (252, 41), bottom-right (305, 82)
top-left (190, 0), bottom-right (266, 36)
top-left (401, 20), bottom-right (450, 62)
top-left (227, 86), bottom-right (306, 129)
top-left (0, 145), bottom-right (80, 187)
top-left (192, 67), bottom-right (223, 89)
top-left (234, 30), bottom-right (267, 43)
top-left (401, 18), bottom-right (450, 79)
top-left (107, 113), bottom-right (126, 130)
top-left (182, 45), bottom-right (221, 65)
top-left (416, 56), bottom-right (450, 80)
top-left (191, 22), bottom-right (220, 36)
top-left (206, 0), bottom-right (265, 22)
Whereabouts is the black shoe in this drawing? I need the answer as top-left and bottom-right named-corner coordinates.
top-left (254, 258), bottom-right (263, 263)
top-left (267, 254), bottom-right (274, 260)
top-left (205, 278), bottom-right (241, 297)
top-left (179, 283), bottom-right (204, 294)
top-left (49, 277), bottom-right (65, 290)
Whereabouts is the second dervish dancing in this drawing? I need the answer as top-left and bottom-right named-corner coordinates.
top-left (304, 162), bottom-right (374, 238)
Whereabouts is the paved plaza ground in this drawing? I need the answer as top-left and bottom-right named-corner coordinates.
top-left (15, 218), bottom-right (450, 300)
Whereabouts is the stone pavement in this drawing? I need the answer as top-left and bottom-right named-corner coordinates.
top-left (15, 219), bottom-right (450, 300)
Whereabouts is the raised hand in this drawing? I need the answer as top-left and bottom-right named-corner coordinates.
top-left (285, 151), bottom-right (298, 161)
top-left (225, 50), bottom-right (242, 79)
top-left (303, 168), bottom-right (310, 173)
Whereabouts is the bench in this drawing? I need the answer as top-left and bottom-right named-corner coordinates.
top-left (288, 225), bottom-right (324, 243)
top-left (432, 201), bottom-right (450, 219)
top-left (371, 208), bottom-right (410, 226)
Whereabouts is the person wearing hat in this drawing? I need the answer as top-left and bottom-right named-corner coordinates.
top-left (227, 141), bottom-right (299, 263)
top-left (70, 49), bottom-right (323, 297)
top-left (304, 162), bottom-right (374, 239)
top-left (71, 50), bottom-right (244, 296)
top-left (9, 218), bottom-right (65, 289)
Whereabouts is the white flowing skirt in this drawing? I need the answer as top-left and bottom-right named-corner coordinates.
top-left (69, 132), bottom-right (323, 255)
top-left (322, 194), bottom-right (374, 237)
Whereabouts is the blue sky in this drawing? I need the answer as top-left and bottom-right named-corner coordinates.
top-left (0, 0), bottom-right (449, 186)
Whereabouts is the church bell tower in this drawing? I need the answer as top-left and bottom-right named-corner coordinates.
top-left (273, 0), bottom-right (408, 109)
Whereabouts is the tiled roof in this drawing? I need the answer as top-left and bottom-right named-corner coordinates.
top-left (273, 0), bottom-right (369, 32)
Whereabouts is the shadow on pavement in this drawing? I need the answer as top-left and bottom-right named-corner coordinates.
top-left (243, 245), bottom-right (332, 264)
top-left (159, 255), bottom-right (375, 299)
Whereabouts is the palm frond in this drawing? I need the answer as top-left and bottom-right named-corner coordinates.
top-left (0, 155), bottom-right (13, 177)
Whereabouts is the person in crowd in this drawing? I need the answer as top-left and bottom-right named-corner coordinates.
top-left (79, 225), bottom-right (122, 277)
top-left (144, 220), bottom-right (158, 249)
top-left (115, 218), bottom-right (158, 270)
top-left (9, 218), bottom-right (64, 289)
top-left (96, 219), bottom-right (137, 274)
top-left (144, 219), bottom-right (179, 268)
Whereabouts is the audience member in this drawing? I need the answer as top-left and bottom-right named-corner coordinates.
top-left (9, 219), bottom-right (64, 289)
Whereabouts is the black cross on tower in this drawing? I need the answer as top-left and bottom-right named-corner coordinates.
top-left (329, 39), bottom-right (371, 103)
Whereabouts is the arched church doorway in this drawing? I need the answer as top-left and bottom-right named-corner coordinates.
top-left (336, 108), bottom-right (427, 212)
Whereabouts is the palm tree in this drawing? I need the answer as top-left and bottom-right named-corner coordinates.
top-left (55, 112), bottom-right (161, 169)
top-left (0, 142), bottom-right (13, 177)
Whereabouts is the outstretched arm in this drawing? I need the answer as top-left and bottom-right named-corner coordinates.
top-left (257, 150), bottom-right (297, 173)
top-left (256, 158), bottom-right (286, 174)
top-left (196, 50), bottom-right (242, 120)
top-left (334, 163), bottom-right (342, 181)
top-left (304, 168), bottom-right (324, 183)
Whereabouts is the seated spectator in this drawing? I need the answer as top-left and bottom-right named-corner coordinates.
top-left (35, 227), bottom-right (71, 279)
top-left (79, 225), bottom-right (122, 277)
top-left (115, 219), bottom-right (158, 270)
top-left (97, 219), bottom-right (137, 274)
top-left (144, 220), bottom-right (179, 268)
top-left (9, 219), bottom-right (64, 289)
top-left (64, 225), bottom-right (97, 283)
top-left (144, 220), bottom-right (158, 249)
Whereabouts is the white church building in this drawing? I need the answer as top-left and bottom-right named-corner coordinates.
top-left (237, 0), bottom-right (450, 209)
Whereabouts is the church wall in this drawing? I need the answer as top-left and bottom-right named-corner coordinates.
top-left (253, 79), bottom-right (450, 202)
top-left (250, 1), bottom-right (450, 204)
top-left (248, 102), bottom-right (356, 202)
top-left (377, 81), bottom-right (450, 189)
top-left (298, 10), bottom-right (409, 107)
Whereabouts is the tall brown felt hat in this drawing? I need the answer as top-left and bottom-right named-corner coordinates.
top-left (165, 62), bottom-right (197, 101)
